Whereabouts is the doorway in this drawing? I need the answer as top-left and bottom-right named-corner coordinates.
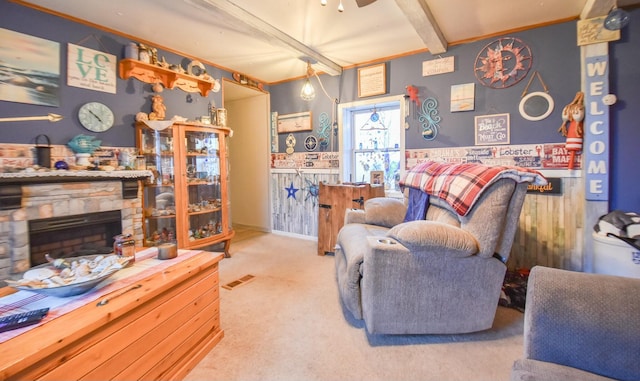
top-left (222, 79), bottom-right (271, 232)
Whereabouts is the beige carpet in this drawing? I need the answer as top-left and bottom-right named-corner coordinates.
top-left (185, 233), bottom-right (524, 381)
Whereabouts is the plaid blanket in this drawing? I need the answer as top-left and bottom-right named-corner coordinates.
top-left (400, 161), bottom-right (547, 216)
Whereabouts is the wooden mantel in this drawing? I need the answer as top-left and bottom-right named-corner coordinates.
top-left (0, 170), bottom-right (152, 210)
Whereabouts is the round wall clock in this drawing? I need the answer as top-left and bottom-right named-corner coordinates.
top-left (78, 102), bottom-right (115, 132)
top-left (474, 37), bottom-right (532, 89)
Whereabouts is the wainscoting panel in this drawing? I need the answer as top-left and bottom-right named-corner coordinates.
top-left (509, 176), bottom-right (584, 271)
top-left (270, 170), bottom-right (339, 236)
top-left (271, 169), bottom-right (585, 272)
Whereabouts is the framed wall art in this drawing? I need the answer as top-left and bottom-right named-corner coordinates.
top-left (358, 63), bottom-right (386, 98)
top-left (67, 43), bottom-right (116, 93)
top-left (370, 170), bottom-right (384, 185)
top-left (277, 111), bottom-right (312, 133)
top-left (474, 113), bottom-right (510, 146)
top-left (0, 28), bottom-right (60, 106)
top-left (450, 83), bottom-right (475, 112)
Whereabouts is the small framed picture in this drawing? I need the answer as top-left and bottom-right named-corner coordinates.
top-left (216, 108), bottom-right (227, 127)
top-left (358, 63), bottom-right (386, 98)
top-left (370, 170), bottom-right (384, 185)
top-left (277, 111), bottom-right (312, 133)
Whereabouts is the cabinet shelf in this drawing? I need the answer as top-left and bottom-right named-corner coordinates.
top-left (188, 207), bottom-right (221, 216)
top-left (145, 183), bottom-right (174, 188)
top-left (186, 152), bottom-right (219, 157)
top-left (141, 151), bottom-right (174, 156)
top-left (119, 59), bottom-right (216, 97)
top-left (145, 214), bottom-right (176, 220)
top-left (187, 180), bottom-right (215, 186)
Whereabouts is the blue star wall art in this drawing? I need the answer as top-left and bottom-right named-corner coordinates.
top-left (285, 182), bottom-right (299, 199)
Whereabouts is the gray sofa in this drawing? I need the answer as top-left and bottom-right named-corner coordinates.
top-left (334, 177), bottom-right (529, 334)
top-left (511, 266), bottom-right (640, 381)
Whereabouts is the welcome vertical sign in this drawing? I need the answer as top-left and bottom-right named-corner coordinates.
top-left (584, 55), bottom-right (610, 201)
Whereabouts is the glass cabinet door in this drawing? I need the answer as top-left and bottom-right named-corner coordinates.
top-left (138, 125), bottom-right (177, 246)
top-left (182, 127), bottom-right (223, 246)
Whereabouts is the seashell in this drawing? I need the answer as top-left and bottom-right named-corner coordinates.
top-left (75, 263), bottom-right (91, 277)
top-left (24, 267), bottom-right (56, 281)
top-left (53, 258), bottom-right (70, 269)
top-left (59, 268), bottom-right (72, 278)
top-left (49, 276), bottom-right (66, 285)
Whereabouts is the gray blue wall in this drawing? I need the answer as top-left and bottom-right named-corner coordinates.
top-left (0, 0), bottom-right (241, 147)
top-left (1, 1), bottom-right (639, 213)
top-left (271, 12), bottom-right (640, 213)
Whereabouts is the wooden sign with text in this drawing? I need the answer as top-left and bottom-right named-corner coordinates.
top-left (527, 177), bottom-right (562, 195)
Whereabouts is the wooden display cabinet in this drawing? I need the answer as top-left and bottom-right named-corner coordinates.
top-left (136, 121), bottom-right (234, 256)
top-left (317, 182), bottom-right (385, 256)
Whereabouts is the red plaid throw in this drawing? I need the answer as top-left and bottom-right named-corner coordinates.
top-left (400, 161), bottom-right (547, 216)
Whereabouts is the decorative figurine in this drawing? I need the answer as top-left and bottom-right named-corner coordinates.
top-left (558, 91), bottom-right (584, 170)
top-left (149, 94), bottom-right (166, 120)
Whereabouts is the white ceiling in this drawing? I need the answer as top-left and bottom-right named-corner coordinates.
top-left (14, 0), bottom-right (639, 85)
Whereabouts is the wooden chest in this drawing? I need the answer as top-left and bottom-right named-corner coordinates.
top-left (317, 182), bottom-right (385, 256)
top-left (0, 251), bottom-right (224, 381)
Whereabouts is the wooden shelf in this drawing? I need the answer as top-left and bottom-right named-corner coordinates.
top-left (119, 59), bottom-right (216, 97)
top-left (188, 207), bottom-right (222, 216)
top-left (146, 214), bottom-right (176, 219)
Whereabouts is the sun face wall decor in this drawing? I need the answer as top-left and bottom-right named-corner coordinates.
top-left (474, 37), bottom-right (532, 89)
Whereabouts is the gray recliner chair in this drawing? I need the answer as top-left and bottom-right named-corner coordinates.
top-left (335, 177), bottom-right (529, 334)
top-left (511, 266), bottom-right (640, 381)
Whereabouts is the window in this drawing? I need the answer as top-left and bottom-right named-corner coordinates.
top-left (339, 95), bottom-right (405, 196)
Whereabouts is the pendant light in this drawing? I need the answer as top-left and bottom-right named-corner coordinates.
top-left (300, 62), bottom-right (316, 101)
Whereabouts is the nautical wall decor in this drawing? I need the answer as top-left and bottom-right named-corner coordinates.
top-left (0, 28), bottom-right (60, 107)
top-left (418, 97), bottom-right (441, 141)
top-left (474, 37), bottom-right (532, 89)
top-left (67, 43), bottom-right (116, 94)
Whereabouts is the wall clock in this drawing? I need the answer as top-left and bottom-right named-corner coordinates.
top-left (78, 102), bottom-right (114, 132)
top-left (474, 37), bottom-right (532, 89)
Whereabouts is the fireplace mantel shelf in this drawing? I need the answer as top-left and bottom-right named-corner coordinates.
top-left (0, 170), bottom-right (153, 185)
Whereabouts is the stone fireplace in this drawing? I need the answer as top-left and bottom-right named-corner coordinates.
top-left (0, 171), bottom-right (150, 278)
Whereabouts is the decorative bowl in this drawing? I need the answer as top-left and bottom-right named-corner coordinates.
top-left (5, 254), bottom-right (131, 297)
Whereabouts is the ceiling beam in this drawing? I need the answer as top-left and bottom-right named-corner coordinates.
top-left (393, 0), bottom-right (447, 54)
top-left (581, 0), bottom-right (615, 19)
top-left (184, 0), bottom-right (342, 76)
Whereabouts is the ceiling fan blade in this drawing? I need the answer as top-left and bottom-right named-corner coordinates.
top-left (355, 0), bottom-right (376, 7)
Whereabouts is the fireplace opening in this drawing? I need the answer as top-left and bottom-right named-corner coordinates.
top-left (28, 210), bottom-right (123, 267)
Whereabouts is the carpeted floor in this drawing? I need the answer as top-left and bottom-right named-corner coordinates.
top-left (185, 232), bottom-right (524, 381)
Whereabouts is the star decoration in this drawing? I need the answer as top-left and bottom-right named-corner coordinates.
top-left (285, 182), bottom-right (299, 199)
top-left (304, 179), bottom-right (319, 205)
